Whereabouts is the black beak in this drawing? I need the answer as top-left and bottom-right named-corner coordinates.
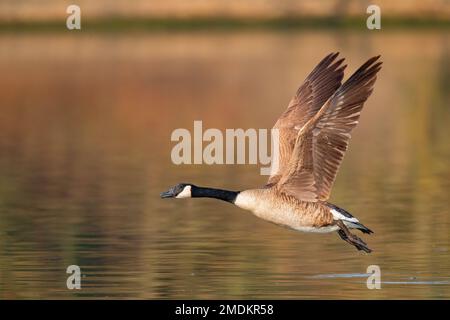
top-left (160, 189), bottom-right (175, 199)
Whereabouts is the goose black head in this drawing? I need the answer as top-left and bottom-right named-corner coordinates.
top-left (160, 183), bottom-right (194, 199)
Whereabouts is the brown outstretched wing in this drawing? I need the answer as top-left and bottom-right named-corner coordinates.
top-left (267, 53), bottom-right (346, 186)
top-left (277, 56), bottom-right (382, 201)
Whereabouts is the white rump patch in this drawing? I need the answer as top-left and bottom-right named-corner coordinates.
top-left (331, 208), bottom-right (359, 223)
top-left (176, 185), bottom-right (192, 198)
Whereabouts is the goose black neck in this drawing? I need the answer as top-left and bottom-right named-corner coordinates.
top-left (191, 186), bottom-right (239, 203)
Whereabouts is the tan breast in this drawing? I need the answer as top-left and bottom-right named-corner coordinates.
top-left (234, 188), bottom-right (334, 230)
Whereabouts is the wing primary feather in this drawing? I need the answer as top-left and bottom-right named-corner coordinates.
top-left (267, 53), bottom-right (346, 186)
top-left (277, 56), bottom-right (382, 201)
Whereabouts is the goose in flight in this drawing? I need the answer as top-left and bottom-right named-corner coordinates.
top-left (161, 53), bottom-right (382, 253)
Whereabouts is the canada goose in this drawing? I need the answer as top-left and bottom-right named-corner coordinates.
top-left (161, 53), bottom-right (382, 253)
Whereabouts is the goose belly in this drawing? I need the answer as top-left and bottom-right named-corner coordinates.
top-left (235, 191), bottom-right (337, 233)
top-left (257, 206), bottom-right (339, 233)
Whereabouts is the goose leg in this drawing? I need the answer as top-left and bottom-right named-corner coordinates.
top-left (335, 220), bottom-right (372, 253)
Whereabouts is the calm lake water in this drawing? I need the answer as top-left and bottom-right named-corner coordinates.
top-left (0, 29), bottom-right (449, 299)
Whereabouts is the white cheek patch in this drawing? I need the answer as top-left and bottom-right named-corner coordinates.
top-left (176, 185), bottom-right (192, 199)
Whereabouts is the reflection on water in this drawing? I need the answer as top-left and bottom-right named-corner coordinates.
top-left (0, 30), bottom-right (449, 299)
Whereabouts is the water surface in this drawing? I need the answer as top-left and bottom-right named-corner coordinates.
top-left (0, 29), bottom-right (449, 299)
